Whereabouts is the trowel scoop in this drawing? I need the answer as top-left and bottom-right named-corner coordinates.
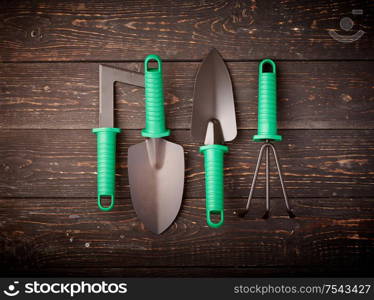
top-left (191, 48), bottom-right (237, 228)
top-left (128, 55), bottom-right (185, 234)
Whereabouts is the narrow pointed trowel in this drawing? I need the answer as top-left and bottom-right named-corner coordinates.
top-left (191, 48), bottom-right (237, 228)
top-left (128, 55), bottom-right (185, 234)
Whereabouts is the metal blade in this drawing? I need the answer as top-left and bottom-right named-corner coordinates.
top-left (99, 65), bottom-right (144, 128)
top-left (191, 48), bottom-right (237, 143)
top-left (128, 138), bottom-right (185, 234)
top-left (204, 119), bottom-right (224, 145)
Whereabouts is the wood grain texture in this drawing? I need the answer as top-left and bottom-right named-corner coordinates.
top-left (0, 0), bottom-right (372, 61)
top-left (0, 62), bottom-right (373, 129)
top-left (0, 0), bottom-right (373, 278)
top-left (0, 129), bottom-right (373, 198)
top-left (0, 197), bottom-right (373, 275)
top-left (6, 266), bottom-right (373, 277)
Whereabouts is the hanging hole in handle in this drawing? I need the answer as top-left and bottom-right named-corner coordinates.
top-left (98, 195), bottom-right (114, 211)
top-left (262, 62), bottom-right (273, 73)
top-left (207, 210), bottom-right (224, 228)
top-left (260, 59), bottom-right (276, 74)
top-left (145, 55), bottom-right (162, 73)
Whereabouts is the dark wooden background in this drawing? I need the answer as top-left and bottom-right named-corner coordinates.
top-left (0, 0), bottom-right (373, 277)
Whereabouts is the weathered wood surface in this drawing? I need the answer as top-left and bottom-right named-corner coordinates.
top-left (0, 62), bottom-right (373, 129)
top-left (0, 0), bottom-right (372, 61)
top-left (0, 197), bottom-right (373, 276)
top-left (0, 0), bottom-right (373, 278)
top-left (0, 129), bottom-right (373, 198)
top-left (7, 266), bottom-right (372, 277)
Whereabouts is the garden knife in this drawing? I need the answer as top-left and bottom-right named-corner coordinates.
top-left (93, 65), bottom-right (144, 211)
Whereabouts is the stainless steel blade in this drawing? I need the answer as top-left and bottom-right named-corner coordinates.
top-left (128, 138), bottom-right (185, 234)
top-left (191, 48), bottom-right (237, 143)
top-left (99, 65), bottom-right (145, 128)
top-left (204, 119), bottom-right (224, 145)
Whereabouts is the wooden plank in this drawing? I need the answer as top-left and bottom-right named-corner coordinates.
top-left (0, 197), bottom-right (373, 273)
top-left (0, 0), bottom-right (371, 61)
top-left (3, 266), bottom-right (374, 277)
top-left (0, 129), bottom-right (373, 198)
top-left (0, 62), bottom-right (373, 129)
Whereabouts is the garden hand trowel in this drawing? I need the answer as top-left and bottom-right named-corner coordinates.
top-left (192, 48), bottom-right (237, 228)
top-left (128, 55), bottom-right (184, 234)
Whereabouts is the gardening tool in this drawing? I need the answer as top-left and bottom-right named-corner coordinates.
top-left (93, 65), bottom-right (144, 211)
top-left (191, 48), bottom-right (237, 228)
top-left (237, 59), bottom-right (295, 219)
top-left (128, 55), bottom-right (185, 234)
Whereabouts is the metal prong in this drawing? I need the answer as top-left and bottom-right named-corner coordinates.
top-left (246, 143), bottom-right (267, 210)
top-left (263, 141), bottom-right (270, 219)
top-left (237, 143), bottom-right (267, 217)
top-left (268, 143), bottom-right (295, 218)
top-left (240, 142), bottom-right (294, 218)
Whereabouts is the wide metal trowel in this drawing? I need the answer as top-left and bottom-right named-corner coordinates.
top-left (128, 55), bottom-right (185, 234)
top-left (191, 48), bottom-right (237, 228)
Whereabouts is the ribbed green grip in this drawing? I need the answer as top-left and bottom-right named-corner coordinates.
top-left (141, 54), bottom-right (170, 138)
top-left (253, 59), bottom-right (282, 142)
top-left (92, 127), bottom-right (120, 211)
top-left (199, 144), bottom-right (228, 228)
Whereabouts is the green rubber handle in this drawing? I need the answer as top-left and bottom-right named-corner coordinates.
top-left (141, 54), bottom-right (170, 138)
top-left (253, 59), bottom-right (282, 142)
top-left (199, 144), bottom-right (228, 228)
top-left (92, 127), bottom-right (120, 211)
